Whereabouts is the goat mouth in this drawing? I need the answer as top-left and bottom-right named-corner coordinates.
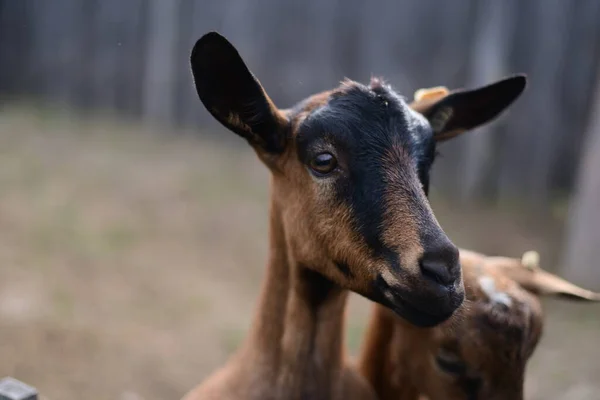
top-left (386, 295), bottom-right (458, 328)
top-left (375, 288), bottom-right (464, 328)
top-left (369, 273), bottom-right (464, 327)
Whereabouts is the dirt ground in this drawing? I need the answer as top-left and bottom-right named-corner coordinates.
top-left (0, 107), bottom-right (598, 400)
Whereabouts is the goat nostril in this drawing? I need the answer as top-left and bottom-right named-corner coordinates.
top-left (419, 240), bottom-right (460, 289)
top-left (420, 259), bottom-right (454, 287)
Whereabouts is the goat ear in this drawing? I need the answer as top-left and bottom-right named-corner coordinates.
top-left (409, 86), bottom-right (450, 114)
top-left (418, 75), bottom-right (527, 142)
top-left (190, 32), bottom-right (288, 153)
top-left (489, 251), bottom-right (600, 302)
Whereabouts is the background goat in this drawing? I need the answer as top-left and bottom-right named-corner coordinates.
top-left (359, 249), bottom-right (600, 400)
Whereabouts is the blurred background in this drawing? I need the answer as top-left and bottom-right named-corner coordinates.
top-left (0, 0), bottom-right (599, 399)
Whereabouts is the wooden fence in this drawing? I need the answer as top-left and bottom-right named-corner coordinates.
top-left (1, 0), bottom-right (600, 207)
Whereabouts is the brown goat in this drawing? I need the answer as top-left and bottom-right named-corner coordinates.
top-left (182, 31), bottom-right (526, 400)
top-left (358, 249), bottom-right (600, 400)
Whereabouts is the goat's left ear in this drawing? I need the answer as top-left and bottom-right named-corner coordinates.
top-left (491, 251), bottom-right (600, 302)
top-left (420, 75), bottom-right (527, 142)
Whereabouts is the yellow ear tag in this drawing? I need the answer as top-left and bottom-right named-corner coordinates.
top-left (413, 86), bottom-right (449, 103)
top-left (521, 250), bottom-right (541, 271)
top-left (410, 86), bottom-right (450, 115)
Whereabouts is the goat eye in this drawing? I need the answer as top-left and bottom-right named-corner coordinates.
top-left (435, 349), bottom-right (467, 376)
top-left (309, 153), bottom-right (337, 176)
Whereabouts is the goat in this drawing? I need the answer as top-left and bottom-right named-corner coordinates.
top-left (183, 31), bottom-right (526, 400)
top-left (358, 249), bottom-right (600, 400)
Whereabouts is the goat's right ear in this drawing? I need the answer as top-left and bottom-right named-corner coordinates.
top-left (190, 32), bottom-right (288, 153)
top-left (418, 75), bottom-right (527, 142)
top-left (490, 251), bottom-right (600, 302)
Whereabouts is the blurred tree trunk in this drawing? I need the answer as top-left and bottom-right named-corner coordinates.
top-left (457, 0), bottom-right (514, 202)
top-left (0, 0), bottom-right (32, 98)
top-left (142, 0), bottom-right (178, 123)
top-left (561, 71), bottom-right (600, 290)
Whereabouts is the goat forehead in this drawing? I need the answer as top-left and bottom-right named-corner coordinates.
top-left (297, 83), bottom-right (432, 153)
top-left (465, 307), bottom-right (531, 367)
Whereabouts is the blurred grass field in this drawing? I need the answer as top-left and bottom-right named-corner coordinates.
top-left (0, 107), bottom-right (598, 400)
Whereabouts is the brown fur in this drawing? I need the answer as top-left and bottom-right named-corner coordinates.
top-left (184, 75), bottom-right (445, 400)
top-left (381, 147), bottom-right (425, 259)
top-left (183, 192), bottom-right (377, 400)
top-left (182, 90), bottom-right (382, 400)
top-left (186, 32), bottom-right (528, 400)
top-left (358, 249), bottom-right (600, 400)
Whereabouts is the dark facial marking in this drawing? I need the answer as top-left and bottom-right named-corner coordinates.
top-left (296, 266), bottom-right (338, 309)
top-left (435, 354), bottom-right (467, 376)
top-left (295, 80), bottom-right (435, 260)
top-left (374, 273), bottom-right (391, 292)
top-left (436, 339), bottom-right (483, 400)
top-left (372, 273), bottom-right (452, 327)
top-left (419, 139), bottom-right (437, 196)
top-left (461, 376), bottom-right (483, 400)
top-left (334, 260), bottom-right (354, 278)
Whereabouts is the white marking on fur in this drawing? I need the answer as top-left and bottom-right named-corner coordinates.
top-left (380, 269), bottom-right (401, 287)
top-left (384, 289), bottom-right (395, 303)
top-left (478, 276), bottom-right (513, 308)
